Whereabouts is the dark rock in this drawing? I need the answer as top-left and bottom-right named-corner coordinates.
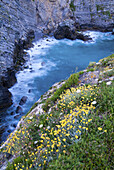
top-left (54, 25), bottom-right (76, 40)
top-left (10, 111), bottom-right (14, 115)
top-left (16, 106), bottom-right (23, 113)
top-left (41, 62), bottom-right (45, 66)
top-left (54, 25), bottom-right (92, 41)
top-left (76, 33), bottom-right (92, 41)
top-left (19, 96), bottom-right (28, 105)
top-left (28, 89), bottom-right (31, 93)
top-left (14, 115), bottom-right (20, 119)
top-left (0, 85), bottom-right (12, 109)
top-left (11, 124), bottom-right (16, 128)
top-left (0, 125), bottom-right (8, 134)
top-left (1, 69), bottom-right (17, 88)
top-left (7, 129), bottom-right (12, 133)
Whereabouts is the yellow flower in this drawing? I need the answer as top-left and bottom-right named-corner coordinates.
top-left (104, 130), bottom-right (107, 132)
top-left (98, 127), bottom-right (102, 131)
top-left (63, 138), bottom-right (66, 142)
top-left (75, 135), bottom-right (78, 139)
top-left (63, 150), bottom-right (66, 153)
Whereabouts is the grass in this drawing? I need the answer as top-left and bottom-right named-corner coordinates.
top-left (42, 72), bottom-right (79, 112)
top-left (47, 82), bottom-right (114, 169)
top-left (0, 55), bottom-right (113, 170)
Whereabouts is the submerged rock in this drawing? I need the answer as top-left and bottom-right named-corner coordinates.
top-left (16, 106), bottom-right (23, 114)
top-left (76, 33), bottom-right (92, 41)
top-left (19, 96), bottom-right (28, 105)
top-left (14, 115), bottom-right (20, 119)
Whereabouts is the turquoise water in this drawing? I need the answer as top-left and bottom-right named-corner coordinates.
top-left (0, 31), bottom-right (114, 143)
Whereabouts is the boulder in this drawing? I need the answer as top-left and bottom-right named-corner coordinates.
top-left (76, 33), bottom-right (92, 41)
top-left (14, 115), bottom-right (20, 119)
top-left (0, 85), bottom-right (12, 109)
top-left (54, 20), bottom-right (92, 41)
top-left (16, 106), bottom-right (23, 114)
top-left (54, 25), bottom-right (77, 40)
top-left (19, 96), bottom-right (28, 105)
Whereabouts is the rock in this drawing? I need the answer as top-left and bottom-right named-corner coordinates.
top-left (1, 69), bottom-right (17, 88)
top-left (19, 96), bottom-right (28, 105)
top-left (10, 111), bottom-right (14, 115)
top-left (41, 62), bottom-right (45, 66)
top-left (76, 33), bottom-right (92, 41)
top-left (54, 25), bottom-right (77, 40)
top-left (16, 106), bottom-right (23, 114)
top-left (28, 89), bottom-right (31, 93)
top-left (11, 124), bottom-right (16, 128)
top-left (14, 115), bottom-right (20, 119)
top-left (54, 20), bottom-right (92, 41)
top-left (7, 129), bottom-right (12, 133)
top-left (0, 85), bottom-right (12, 109)
top-left (0, 125), bottom-right (8, 134)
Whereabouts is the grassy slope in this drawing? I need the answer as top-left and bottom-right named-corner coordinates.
top-left (0, 54), bottom-right (114, 170)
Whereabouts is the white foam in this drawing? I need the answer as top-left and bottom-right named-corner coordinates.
top-left (84, 31), bottom-right (114, 42)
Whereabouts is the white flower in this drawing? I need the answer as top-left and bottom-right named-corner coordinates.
top-left (106, 81), bottom-right (112, 85)
top-left (47, 126), bottom-right (50, 129)
top-left (92, 101), bottom-right (97, 105)
top-left (34, 141), bottom-right (38, 144)
top-left (60, 112), bottom-right (63, 115)
top-left (29, 116), bottom-right (33, 119)
top-left (76, 89), bottom-right (81, 93)
top-left (39, 124), bottom-right (43, 128)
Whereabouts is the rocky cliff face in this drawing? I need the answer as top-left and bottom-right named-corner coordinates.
top-left (0, 0), bottom-right (113, 108)
top-left (0, 0), bottom-right (113, 75)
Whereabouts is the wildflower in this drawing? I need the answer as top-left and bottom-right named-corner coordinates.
top-left (63, 150), bottom-right (66, 153)
top-left (29, 116), bottom-right (33, 119)
top-left (39, 124), bottom-right (43, 128)
top-left (106, 81), bottom-right (112, 85)
top-left (91, 101), bottom-right (97, 105)
top-left (34, 141), bottom-right (38, 144)
top-left (47, 126), bottom-right (50, 129)
top-left (76, 89), bottom-right (81, 93)
top-left (63, 138), bottom-right (66, 142)
top-left (98, 127), bottom-right (102, 131)
top-left (104, 130), bottom-right (107, 132)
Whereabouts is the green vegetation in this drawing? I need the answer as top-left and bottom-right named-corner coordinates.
top-left (48, 82), bottom-right (114, 169)
top-left (0, 55), bottom-right (113, 170)
top-left (70, 0), bottom-right (76, 12)
top-left (87, 68), bottom-right (95, 72)
top-left (42, 72), bottom-right (79, 112)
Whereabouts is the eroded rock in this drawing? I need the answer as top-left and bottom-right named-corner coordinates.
top-left (19, 96), bottom-right (28, 105)
top-left (0, 85), bottom-right (12, 109)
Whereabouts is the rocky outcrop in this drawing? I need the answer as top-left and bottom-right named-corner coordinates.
top-left (54, 20), bottom-right (92, 41)
top-left (0, 85), bottom-right (12, 109)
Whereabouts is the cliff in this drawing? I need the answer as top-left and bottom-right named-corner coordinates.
top-left (0, 0), bottom-right (114, 76)
top-left (0, 0), bottom-right (114, 108)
